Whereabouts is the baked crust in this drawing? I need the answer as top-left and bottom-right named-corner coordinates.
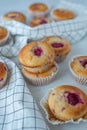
top-left (23, 62), bottom-right (54, 74)
top-left (3, 11), bottom-right (26, 23)
top-left (22, 64), bottom-right (57, 78)
top-left (18, 41), bottom-right (55, 67)
top-left (48, 85), bottom-right (87, 121)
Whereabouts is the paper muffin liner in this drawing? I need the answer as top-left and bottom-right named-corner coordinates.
top-left (23, 62), bottom-right (58, 86)
top-left (0, 60), bottom-right (7, 89)
top-left (50, 9), bottom-right (57, 21)
top-left (28, 9), bottom-right (49, 18)
top-left (55, 54), bottom-right (67, 63)
top-left (69, 55), bottom-right (87, 85)
top-left (0, 29), bottom-right (10, 46)
top-left (40, 89), bottom-right (87, 125)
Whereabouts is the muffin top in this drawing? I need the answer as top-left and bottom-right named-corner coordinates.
top-left (0, 61), bottom-right (7, 80)
top-left (43, 36), bottom-right (70, 55)
top-left (52, 9), bottom-right (75, 21)
top-left (18, 41), bottom-right (55, 67)
top-left (28, 3), bottom-right (48, 13)
top-left (0, 26), bottom-right (7, 40)
top-left (29, 17), bottom-right (51, 27)
top-left (3, 11), bottom-right (26, 23)
top-left (22, 62), bottom-right (57, 78)
top-left (70, 56), bottom-right (87, 78)
top-left (48, 85), bottom-right (87, 121)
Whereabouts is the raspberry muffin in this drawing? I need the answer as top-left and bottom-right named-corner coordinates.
top-left (47, 85), bottom-right (87, 121)
top-left (69, 56), bottom-right (87, 85)
top-left (0, 26), bottom-right (9, 46)
top-left (0, 61), bottom-right (7, 88)
top-left (51, 9), bottom-right (75, 21)
top-left (3, 11), bottom-right (26, 23)
top-left (18, 41), bottom-right (58, 85)
top-left (28, 3), bottom-right (49, 17)
top-left (44, 36), bottom-right (70, 62)
top-left (29, 17), bottom-right (51, 27)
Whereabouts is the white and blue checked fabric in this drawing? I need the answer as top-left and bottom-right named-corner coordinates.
top-left (0, 56), bottom-right (49, 130)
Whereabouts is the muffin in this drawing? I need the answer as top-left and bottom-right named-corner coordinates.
top-left (47, 85), bottom-right (87, 121)
top-left (0, 61), bottom-right (7, 88)
top-left (69, 56), bottom-right (87, 85)
top-left (28, 3), bottom-right (49, 17)
top-left (29, 17), bottom-right (51, 27)
top-left (0, 26), bottom-right (9, 46)
top-left (18, 41), bottom-right (58, 85)
top-left (51, 9), bottom-right (75, 21)
top-left (43, 36), bottom-right (70, 62)
top-left (3, 11), bottom-right (26, 23)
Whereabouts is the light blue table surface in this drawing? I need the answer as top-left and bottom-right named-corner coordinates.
top-left (0, 0), bottom-right (87, 15)
top-left (0, 0), bottom-right (87, 130)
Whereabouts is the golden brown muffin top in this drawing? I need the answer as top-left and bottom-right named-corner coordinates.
top-left (18, 41), bottom-right (55, 67)
top-left (22, 63), bottom-right (57, 78)
top-left (28, 3), bottom-right (48, 13)
top-left (52, 9), bottom-right (75, 20)
top-left (3, 11), bottom-right (26, 23)
top-left (48, 85), bottom-right (87, 121)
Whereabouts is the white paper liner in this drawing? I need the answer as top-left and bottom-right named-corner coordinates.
top-left (55, 54), bottom-right (67, 63)
top-left (69, 55), bottom-right (87, 85)
top-left (0, 60), bottom-right (7, 88)
top-left (22, 62), bottom-right (58, 86)
top-left (0, 29), bottom-right (10, 46)
top-left (40, 89), bottom-right (87, 125)
top-left (28, 8), bottom-right (49, 18)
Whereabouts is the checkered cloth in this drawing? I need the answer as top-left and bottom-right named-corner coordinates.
top-left (0, 56), bottom-right (49, 130)
top-left (0, 0), bottom-right (87, 58)
top-left (0, 1), bottom-right (87, 130)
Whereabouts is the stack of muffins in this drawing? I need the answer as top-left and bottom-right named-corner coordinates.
top-left (18, 41), bottom-right (58, 85)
